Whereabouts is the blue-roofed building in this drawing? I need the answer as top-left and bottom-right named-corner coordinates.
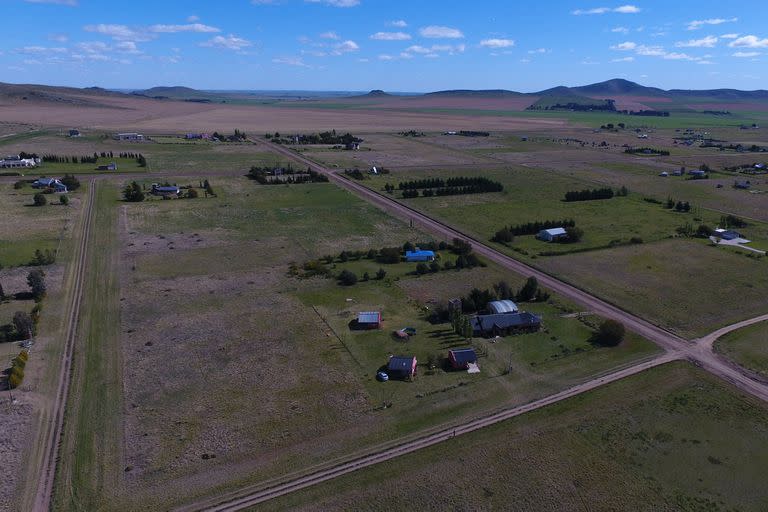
top-left (405, 249), bottom-right (435, 262)
top-left (387, 355), bottom-right (417, 379)
top-left (357, 311), bottom-right (382, 329)
top-left (471, 312), bottom-right (542, 337)
top-left (449, 348), bottom-right (477, 369)
top-left (151, 184), bottom-right (181, 196)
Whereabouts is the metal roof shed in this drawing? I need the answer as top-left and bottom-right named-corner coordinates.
top-left (488, 300), bottom-right (519, 315)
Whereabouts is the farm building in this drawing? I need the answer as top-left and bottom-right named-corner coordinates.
top-left (714, 229), bottom-right (741, 241)
top-left (69, 129), bottom-right (80, 137)
top-left (405, 250), bottom-right (435, 262)
top-left (114, 132), bottom-right (144, 141)
top-left (31, 178), bottom-right (67, 193)
top-left (537, 227), bottom-right (567, 242)
top-left (185, 133), bottom-right (210, 140)
top-left (387, 355), bottom-right (417, 379)
top-left (659, 171), bottom-right (669, 177)
top-left (345, 142), bottom-right (360, 150)
top-left (487, 300), bottom-right (518, 315)
top-left (471, 312), bottom-right (541, 338)
top-left (0, 155), bottom-right (38, 168)
top-left (689, 170), bottom-right (707, 178)
top-left (734, 180), bottom-right (751, 189)
top-left (357, 311), bottom-right (382, 330)
top-left (150, 184), bottom-right (181, 196)
top-left (448, 348), bottom-right (477, 370)
top-left (97, 162), bottom-right (118, 171)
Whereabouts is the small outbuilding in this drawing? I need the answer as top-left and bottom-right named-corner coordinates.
top-left (151, 184), bottom-right (181, 196)
top-left (97, 162), bottom-right (118, 171)
top-left (537, 227), bottom-right (567, 242)
top-left (714, 228), bottom-right (741, 241)
top-left (69, 129), bottom-right (81, 137)
top-left (387, 355), bottom-right (417, 379)
top-left (405, 250), bottom-right (435, 262)
top-left (448, 348), bottom-right (478, 370)
top-left (487, 300), bottom-right (518, 315)
top-left (357, 311), bottom-right (382, 329)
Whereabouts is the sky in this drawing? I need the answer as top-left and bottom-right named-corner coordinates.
top-left (2, 0), bottom-right (767, 92)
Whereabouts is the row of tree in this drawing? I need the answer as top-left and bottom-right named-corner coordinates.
top-left (248, 165), bottom-right (327, 184)
top-left (397, 176), bottom-right (502, 190)
top-left (267, 130), bottom-right (361, 145)
top-left (665, 198), bottom-right (691, 212)
top-left (624, 147), bottom-right (670, 156)
top-left (564, 186), bottom-right (626, 202)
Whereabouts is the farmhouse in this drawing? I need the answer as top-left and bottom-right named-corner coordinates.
top-left (714, 228), bottom-right (742, 241)
top-left (405, 249), bottom-right (436, 262)
top-left (68, 129), bottom-right (80, 137)
top-left (448, 348), bottom-right (477, 370)
top-left (471, 312), bottom-right (542, 337)
top-left (97, 162), bottom-right (118, 171)
top-left (185, 133), bottom-right (210, 140)
top-left (150, 184), bottom-right (181, 196)
top-left (487, 300), bottom-right (518, 315)
top-left (0, 155), bottom-right (38, 168)
top-left (31, 178), bottom-right (67, 193)
top-left (356, 311), bottom-right (382, 330)
top-left (387, 355), bottom-right (417, 379)
top-left (537, 227), bottom-right (567, 242)
top-left (114, 132), bottom-right (144, 141)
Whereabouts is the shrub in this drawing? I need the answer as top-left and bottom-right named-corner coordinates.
top-left (13, 180), bottom-right (27, 190)
top-left (33, 193), bottom-right (47, 206)
top-left (27, 269), bottom-right (46, 301)
top-left (596, 319), bottom-right (625, 346)
top-left (375, 268), bottom-right (387, 280)
top-left (338, 269), bottom-right (358, 286)
top-left (60, 174), bottom-right (80, 191)
top-left (186, 188), bottom-right (199, 199)
top-left (415, 262), bottom-right (429, 275)
top-left (123, 182), bottom-right (144, 202)
top-left (59, 194), bottom-right (69, 205)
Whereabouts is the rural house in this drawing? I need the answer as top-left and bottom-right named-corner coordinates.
top-left (31, 177), bottom-right (67, 193)
top-left (114, 132), bottom-right (144, 141)
top-left (387, 355), bottom-right (417, 379)
top-left (537, 227), bottom-right (567, 242)
top-left (356, 311), bottom-right (382, 329)
top-left (448, 348), bottom-right (478, 370)
top-left (0, 155), bottom-right (38, 168)
top-left (69, 129), bottom-right (80, 137)
top-left (150, 184), bottom-right (181, 196)
top-left (487, 300), bottom-right (518, 315)
top-left (471, 312), bottom-right (542, 337)
top-left (405, 249), bottom-right (436, 262)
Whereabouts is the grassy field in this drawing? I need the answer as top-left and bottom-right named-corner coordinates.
top-left (51, 176), bottom-right (663, 509)
top-left (539, 239), bottom-right (768, 337)
top-left (264, 362), bottom-right (768, 512)
top-left (715, 321), bottom-right (768, 379)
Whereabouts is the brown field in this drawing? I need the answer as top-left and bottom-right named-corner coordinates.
top-left (347, 95), bottom-right (539, 111)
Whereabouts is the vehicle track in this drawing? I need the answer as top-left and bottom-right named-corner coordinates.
top-left (30, 180), bottom-right (97, 512)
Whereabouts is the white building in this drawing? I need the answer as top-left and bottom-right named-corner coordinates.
top-left (0, 155), bottom-right (38, 168)
top-left (537, 227), bottom-right (567, 242)
top-left (487, 300), bottom-right (519, 315)
top-left (114, 132), bottom-right (144, 141)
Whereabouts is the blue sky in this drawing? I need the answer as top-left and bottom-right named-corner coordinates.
top-left (2, 0), bottom-right (767, 92)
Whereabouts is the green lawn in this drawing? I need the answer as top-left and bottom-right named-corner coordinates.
top-left (264, 362), bottom-right (768, 512)
top-left (715, 321), bottom-right (768, 379)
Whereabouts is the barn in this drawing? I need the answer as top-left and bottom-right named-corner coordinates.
top-left (537, 227), bottom-right (567, 242)
top-left (387, 355), bottom-right (417, 379)
top-left (448, 348), bottom-right (477, 370)
top-left (471, 312), bottom-right (542, 337)
top-left (405, 250), bottom-right (435, 262)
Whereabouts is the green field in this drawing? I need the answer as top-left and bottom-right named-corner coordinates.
top-left (715, 321), bottom-right (768, 379)
top-left (265, 362), bottom-right (768, 512)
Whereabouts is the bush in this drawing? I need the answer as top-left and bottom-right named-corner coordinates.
top-left (123, 182), bottom-right (144, 202)
top-left (596, 319), bottom-right (625, 346)
top-left (59, 194), bottom-right (69, 205)
top-left (60, 174), bottom-right (80, 191)
top-left (27, 269), bottom-right (46, 301)
top-left (338, 269), bottom-right (358, 286)
top-left (186, 188), bottom-right (199, 199)
top-left (415, 262), bottom-right (429, 275)
top-left (375, 268), bottom-right (387, 280)
top-left (13, 180), bottom-right (27, 190)
top-left (33, 193), bottom-right (47, 206)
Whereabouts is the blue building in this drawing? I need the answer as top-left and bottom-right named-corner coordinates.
top-left (405, 250), bottom-right (435, 262)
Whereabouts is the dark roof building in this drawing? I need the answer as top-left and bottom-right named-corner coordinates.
top-left (387, 355), bottom-right (417, 379)
top-left (448, 348), bottom-right (477, 370)
top-left (471, 312), bottom-right (542, 337)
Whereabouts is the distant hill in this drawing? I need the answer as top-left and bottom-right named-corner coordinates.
top-left (132, 86), bottom-right (221, 101)
top-left (0, 81), bottom-right (127, 106)
top-left (667, 88), bottom-right (768, 100)
top-left (571, 78), bottom-right (666, 97)
top-left (351, 89), bottom-right (393, 98)
top-left (425, 89), bottom-right (524, 98)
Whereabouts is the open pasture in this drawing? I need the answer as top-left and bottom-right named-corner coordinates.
top-left (715, 321), bottom-right (768, 379)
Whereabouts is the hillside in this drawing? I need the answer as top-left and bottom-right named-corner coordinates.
top-left (425, 89), bottom-right (524, 98)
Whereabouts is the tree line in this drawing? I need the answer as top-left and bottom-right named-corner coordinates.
top-left (624, 147), bottom-right (670, 156)
top-left (267, 130), bottom-right (361, 145)
top-left (564, 186), bottom-right (626, 202)
top-left (248, 165), bottom-right (328, 184)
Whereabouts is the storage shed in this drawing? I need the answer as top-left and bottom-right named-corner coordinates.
top-left (471, 312), bottom-right (542, 337)
top-left (387, 355), bottom-right (417, 379)
top-left (487, 300), bottom-right (519, 315)
top-left (405, 250), bottom-right (435, 262)
top-left (537, 227), bottom-right (567, 242)
top-left (448, 348), bottom-right (478, 370)
top-left (357, 311), bottom-right (382, 329)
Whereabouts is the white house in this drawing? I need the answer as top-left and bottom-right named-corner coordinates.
top-left (537, 227), bottom-right (567, 242)
top-left (0, 155), bottom-right (38, 168)
top-left (114, 132), bottom-right (144, 141)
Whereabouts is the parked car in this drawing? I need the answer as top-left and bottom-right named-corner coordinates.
top-left (376, 371), bottom-right (389, 382)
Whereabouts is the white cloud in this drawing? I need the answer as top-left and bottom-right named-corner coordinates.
top-left (24, 0), bottom-right (77, 5)
top-left (149, 23), bottom-right (220, 33)
top-left (720, 33), bottom-right (739, 39)
top-left (611, 56), bottom-right (634, 62)
top-left (528, 47), bottom-right (549, 54)
top-left (48, 33), bottom-right (69, 42)
top-left (319, 31), bottom-right (339, 40)
top-left (732, 51), bottom-right (760, 57)
top-left (611, 26), bottom-right (629, 34)
top-left (663, 52), bottom-right (696, 60)
top-left (16, 45), bottom-right (68, 55)
top-left (572, 5), bottom-right (640, 15)
top-left (378, 54), bottom-right (394, 61)
top-left (76, 41), bottom-right (111, 53)
top-left (675, 35), bottom-right (718, 48)
top-left (389, 20), bottom-right (407, 28)
top-left (200, 34), bottom-right (253, 51)
top-left (273, 56), bottom-right (310, 67)
top-left (480, 38), bottom-right (515, 48)
top-left (305, 0), bottom-right (360, 6)
top-left (610, 41), bottom-right (637, 50)
top-left (687, 17), bottom-right (737, 30)
top-left (370, 31), bottom-right (411, 40)
top-left (187, 15), bottom-right (199, 22)
top-left (419, 26), bottom-right (464, 39)
top-left (83, 24), bottom-right (152, 41)
top-left (332, 40), bottom-right (359, 53)
top-left (115, 41), bottom-right (141, 54)
top-left (729, 35), bottom-right (768, 48)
